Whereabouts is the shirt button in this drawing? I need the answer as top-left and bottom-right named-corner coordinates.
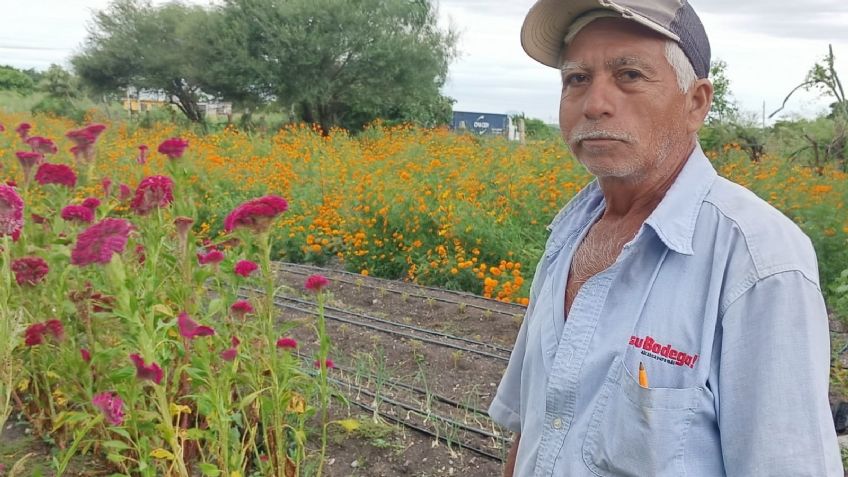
top-left (552, 417), bottom-right (563, 429)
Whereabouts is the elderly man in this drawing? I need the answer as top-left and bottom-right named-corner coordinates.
top-left (489, 0), bottom-right (844, 475)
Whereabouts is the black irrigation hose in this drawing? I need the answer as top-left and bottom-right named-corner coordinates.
top-left (339, 365), bottom-right (491, 418)
top-left (329, 374), bottom-right (503, 441)
top-left (237, 287), bottom-right (512, 361)
top-left (274, 261), bottom-right (527, 316)
top-left (327, 377), bottom-right (504, 461)
top-left (345, 399), bottom-right (505, 462)
top-left (267, 288), bottom-right (513, 355)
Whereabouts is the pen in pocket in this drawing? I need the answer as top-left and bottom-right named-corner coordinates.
top-left (638, 361), bottom-right (649, 388)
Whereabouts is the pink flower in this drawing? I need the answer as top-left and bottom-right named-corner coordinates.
top-left (220, 347), bottom-right (237, 361)
top-left (66, 124), bottom-right (106, 164)
top-left (130, 176), bottom-right (174, 215)
top-left (24, 319), bottom-right (64, 346)
top-left (157, 137), bottom-right (189, 159)
top-left (135, 244), bottom-right (145, 264)
top-left (92, 391), bottom-right (124, 426)
top-left (31, 213), bottom-right (46, 225)
top-left (177, 312), bottom-right (215, 339)
top-left (137, 144), bottom-right (149, 165)
top-left (118, 184), bottom-right (131, 201)
top-left (234, 260), bottom-right (258, 277)
top-left (101, 177), bottom-right (112, 197)
top-left (224, 195), bottom-right (288, 233)
top-left (81, 348), bottom-right (91, 363)
top-left (314, 358), bottom-right (335, 369)
top-left (197, 249), bottom-right (224, 265)
top-left (35, 163), bottom-right (77, 188)
top-left (15, 151), bottom-right (43, 184)
top-left (230, 300), bottom-right (254, 320)
top-left (304, 274), bottom-right (329, 292)
top-left (61, 205), bottom-right (94, 224)
top-left (25, 136), bottom-right (57, 155)
top-left (11, 256), bottom-right (49, 286)
top-left (71, 218), bottom-right (134, 266)
top-left (174, 216), bottom-right (193, 250)
top-left (81, 197), bottom-right (101, 209)
top-left (129, 354), bottom-right (163, 384)
top-left (276, 337), bottom-right (298, 350)
top-left (0, 184), bottom-right (24, 238)
top-left (15, 122), bottom-right (31, 140)
top-left (231, 336), bottom-right (240, 347)
top-left (24, 323), bottom-right (46, 346)
top-left (0, 123), bottom-right (4, 132)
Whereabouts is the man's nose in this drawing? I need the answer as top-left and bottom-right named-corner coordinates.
top-left (582, 79), bottom-right (616, 120)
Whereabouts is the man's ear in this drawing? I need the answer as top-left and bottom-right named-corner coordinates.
top-left (687, 79), bottom-right (714, 133)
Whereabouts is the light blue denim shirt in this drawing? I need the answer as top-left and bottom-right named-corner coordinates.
top-left (489, 145), bottom-right (843, 476)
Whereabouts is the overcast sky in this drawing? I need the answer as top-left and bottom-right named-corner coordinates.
top-left (1, 0), bottom-right (846, 124)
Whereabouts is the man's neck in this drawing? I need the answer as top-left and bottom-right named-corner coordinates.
top-left (596, 140), bottom-right (695, 221)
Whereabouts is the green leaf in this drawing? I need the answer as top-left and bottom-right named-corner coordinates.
top-left (107, 452), bottom-right (127, 463)
top-left (102, 440), bottom-right (132, 451)
top-left (197, 462), bottom-right (221, 476)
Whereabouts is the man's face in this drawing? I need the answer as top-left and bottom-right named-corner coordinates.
top-left (559, 18), bottom-right (691, 180)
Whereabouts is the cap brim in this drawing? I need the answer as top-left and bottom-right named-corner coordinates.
top-left (521, 0), bottom-right (681, 68)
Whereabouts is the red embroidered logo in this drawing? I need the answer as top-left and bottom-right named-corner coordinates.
top-left (628, 335), bottom-right (699, 368)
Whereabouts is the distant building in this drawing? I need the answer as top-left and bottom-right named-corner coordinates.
top-left (452, 111), bottom-right (518, 140)
top-left (122, 87), bottom-right (231, 117)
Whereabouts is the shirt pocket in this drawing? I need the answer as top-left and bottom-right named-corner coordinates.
top-left (581, 357), bottom-right (702, 477)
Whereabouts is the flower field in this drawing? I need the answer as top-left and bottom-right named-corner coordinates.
top-left (1, 110), bottom-right (847, 475)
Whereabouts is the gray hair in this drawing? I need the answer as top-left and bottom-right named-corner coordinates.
top-left (562, 15), bottom-right (697, 93)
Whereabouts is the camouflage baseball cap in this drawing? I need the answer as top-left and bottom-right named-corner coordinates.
top-left (521, 0), bottom-right (711, 78)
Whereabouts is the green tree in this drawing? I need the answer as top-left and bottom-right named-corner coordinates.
top-left (707, 59), bottom-right (738, 125)
top-left (206, 0), bottom-right (457, 133)
top-left (0, 66), bottom-right (35, 94)
top-left (72, 0), bottom-right (212, 122)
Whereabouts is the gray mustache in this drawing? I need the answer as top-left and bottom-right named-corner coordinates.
top-left (569, 130), bottom-right (634, 143)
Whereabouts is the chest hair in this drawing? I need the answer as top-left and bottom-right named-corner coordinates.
top-left (565, 219), bottom-right (640, 316)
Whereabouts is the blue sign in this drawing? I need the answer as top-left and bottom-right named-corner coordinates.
top-left (452, 111), bottom-right (509, 136)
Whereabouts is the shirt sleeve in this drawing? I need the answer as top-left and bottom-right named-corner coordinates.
top-left (718, 270), bottom-right (843, 476)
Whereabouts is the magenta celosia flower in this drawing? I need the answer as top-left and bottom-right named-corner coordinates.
top-left (101, 177), bottom-right (112, 197)
top-left (35, 163), bottom-right (77, 188)
top-left (231, 336), bottom-right (240, 347)
top-left (129, 354), bottom-right (163, 384)
top-left (71, 218), bottom-right (134, 266)
top-left (31, 213), bottom-right (46, 225)
top-left (135, 244), bottom-right (145, 264)
top-left (177, 312), bottom-right (215, 339)
top-left (197, 249), bottom-right (224, 266)
top-left (130, 176), bottom-right (174, 215)
top-left (11, 256), bottom-right (49, 286)
top-left (0, 184), bottom-right (24, 239)
top-left (230, 300), bottom-right (254, 320)
top-left (92, 391), bottom-right (124, 426)
top-left (174, 216), bottom-right (193, 250)
top-left (81, 348), bottom-right (91, 363)
top-left (137, 144), bottom-right (149, 165)
top-left (15, 122), bottom-right (31, 140)
top-left (82, 197), bottom-right (101, 209)
top-left (224, 195), bottom-right (288, 233)
top-left (25, 136), bottom-right (57, 155)
top-left (220, 347), bottom-right (237, 361)
top-left (314, 358), bottom-right (335, 369)
top-left (234, 260), bottom-right (259, 277)
top-left (61, 205), bottom-right (94, 224)
top-left (66, 124), bottom-right (106, 164)
top-left (15, 150), bottom-right (43, 184)
top-left (276, 337), bottom-right (298, 349)
top-left (157, 137), bottom-right (189, 159)
top-left (304, 274), bottom-right (329, 292)
top-left (24, 323), bottom-right (46, 346)
top-left (24, 319), bottom-right (64, 346)
top-left (0, 123), bottom-right (5, 132)
top-left (118, 184), bottom-right (131, 201)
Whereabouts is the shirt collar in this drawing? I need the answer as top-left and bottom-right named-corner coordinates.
top-left (644, 143), bottom-right (717, 255)
top-left (546, 143), bottom-right (717, 256)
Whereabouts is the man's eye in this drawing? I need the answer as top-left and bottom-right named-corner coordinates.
top-left (564, 74), bottom-right (589, 85)
top-left (619, 70), bottom-right (643, 81)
